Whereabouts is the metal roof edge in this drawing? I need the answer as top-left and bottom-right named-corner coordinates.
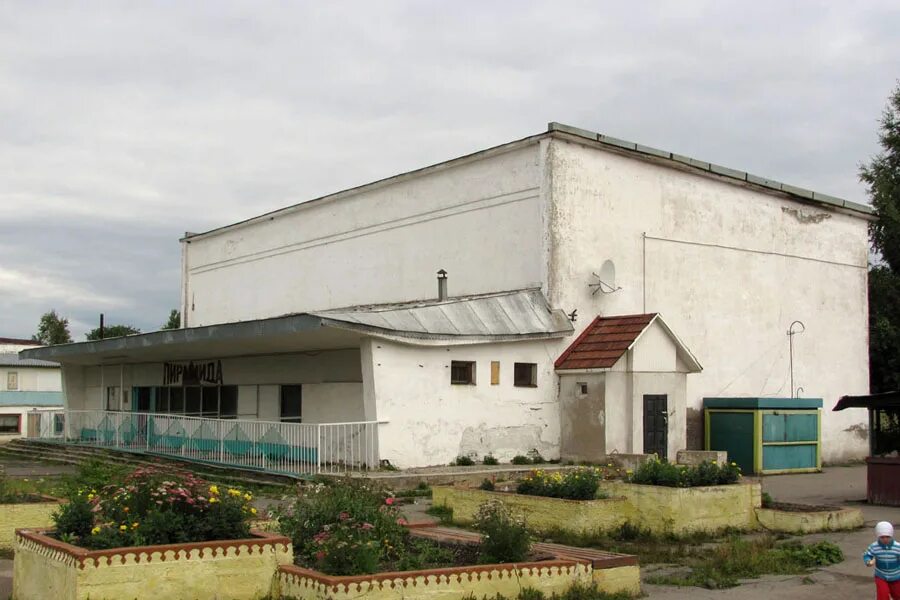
top-left (320, 317), bottom-right (574, 346)
top-left (546, 122), bottom-right (874, 219)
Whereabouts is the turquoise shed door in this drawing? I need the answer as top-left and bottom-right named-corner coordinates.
top-left (709, 412), bottom-right (754, 474)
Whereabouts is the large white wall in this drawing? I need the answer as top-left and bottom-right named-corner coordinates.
top-left (546, 137), bottom-right (870, 462)
top-left (364, 338), bottom-right (561, 468)
top-left (183, 144), bottom-right (544, 326)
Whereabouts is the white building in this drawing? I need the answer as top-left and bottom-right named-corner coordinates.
top-left (1, 338), bottom-right (63, 440)
top-left (22, 123), bottom-right (872, 469)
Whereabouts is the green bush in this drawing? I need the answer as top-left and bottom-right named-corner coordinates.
top-left (273, 478), bottom-right (408, 575)
top-left (479, 478), bottom-right (496, 491)
top-left (472, 499), bottom-right (530, 563)
top-left (627, 459), bottom-right (741, 488)
top-left (454, 455), bottom-right (476, 466)
top-left (516, 468), bottom-right (602, 500)
top-left (511, 455), bottom-right (532, 465)
top-left (52, 466), bottom-right (255, 550)
top-left (761, 492), bottom-right (774, 507)
top-left (528, 450), bottom-right (546, 464)
top-left (483, 454), bottom-right (499, 466)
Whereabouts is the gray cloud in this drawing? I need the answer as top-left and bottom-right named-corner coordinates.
top-left (1, 1), bottom-right (898, 339)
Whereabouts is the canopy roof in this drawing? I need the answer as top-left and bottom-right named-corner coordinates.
top-left (833, 391), bottom-right (900, 411)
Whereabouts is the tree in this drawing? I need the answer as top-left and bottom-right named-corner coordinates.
top-left (33, 310), bottom-right (73, 345)
top-left (161, 309), bottom-right (181, 330)
top-left (862, 83), bottom-right (900, 393)
top-left (85, 324), bottom-right (141, 341)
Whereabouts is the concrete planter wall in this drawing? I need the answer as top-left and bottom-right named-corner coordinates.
top-left (595, 480), bottom-right (762, 534)
top-left (432, 486), bottom-right (631, 534)
top-left (434, 481), bottom-right (761, 536)
top-left (0, 496), bottom-right (64, 548)
top-left (13, 528), bottom-right (292, 600)
top-left (755, 504), bottom-right (864, 533)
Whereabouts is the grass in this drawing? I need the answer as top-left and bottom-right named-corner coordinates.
top-left (426, 503), bottom-right (454, 524)
top-left (645, 535), bottom-right (843, 589)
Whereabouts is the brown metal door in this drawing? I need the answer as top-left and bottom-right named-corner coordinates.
top-left (27, 412), bottom-right (41, 438)
top-left (643, 394), bottom-right (668, 460)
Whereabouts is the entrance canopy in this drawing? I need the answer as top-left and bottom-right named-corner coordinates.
top-left (21, 289), bottom-right (573, 365)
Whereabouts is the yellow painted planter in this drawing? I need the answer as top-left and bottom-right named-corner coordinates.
top-left (434, 481), bottom-right (762, 537)
top-left (13, 528), bottom-right (293, 600)
top-left (595, 481), bottom-right (762, 534)
top-left (432, 486), bottom-right (631, 535)
top-left (755, 505), bottom-right (864, 533)
top-left (0, 497), bottom-right (64, 548)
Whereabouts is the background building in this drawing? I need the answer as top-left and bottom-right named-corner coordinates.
top-left (1, 338), bottom-right (62, 441)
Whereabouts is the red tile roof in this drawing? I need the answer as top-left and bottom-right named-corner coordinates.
top-left (554, 314), bottom-right (657, 370)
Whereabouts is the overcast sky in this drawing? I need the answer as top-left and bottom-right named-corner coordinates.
top-left (1, 1), bottom-right (898, 341)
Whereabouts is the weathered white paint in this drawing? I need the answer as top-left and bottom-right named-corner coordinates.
top-left (0, 406), bottom-right (59, 441)
top-left (545, 137), bottom-right (869, 462)
top-left (365, 338), bottom-right (560, 468)
top-left (182, 144), bottom-right (544, 326)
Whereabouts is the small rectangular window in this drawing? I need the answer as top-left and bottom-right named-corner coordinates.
top-left (490, 361), bottom-right (500, 385)
top-left (451, 361), bottom-right (476, 385)
top-left (514, 363), bottom-right (537, 387)
top-left (280, 385), bottom-right (302, 423)
top-left (7, 372), bottom-right (18, 390)
top-left (0, 414), bottom-right (20, 433)
top-left (577, 382), bottom-right (588, 395)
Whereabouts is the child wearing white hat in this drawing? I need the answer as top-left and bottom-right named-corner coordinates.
top-left (865, 521), bottom-right (900, 599)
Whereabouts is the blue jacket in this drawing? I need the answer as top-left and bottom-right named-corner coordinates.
top-left (864, 540), bottom-right (900, 582)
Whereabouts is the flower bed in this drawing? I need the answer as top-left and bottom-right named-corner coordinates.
top-left (516, 467), bottom-right (605, 500)
top-left (755, 502), bottom-right (864, 533)
top-left (13, 527), bottom-right (292, 600)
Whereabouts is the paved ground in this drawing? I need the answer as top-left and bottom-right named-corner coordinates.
top-left (644, 465), bottom-right (900, 599)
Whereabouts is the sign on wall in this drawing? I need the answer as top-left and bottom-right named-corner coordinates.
top-left (163, 360), bottom-right (223, 386)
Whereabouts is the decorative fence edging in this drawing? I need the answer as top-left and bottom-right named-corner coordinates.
top-left (0, 496), bottom-right (65, 548)
top-left (13, 528), bottom-right (292, 600)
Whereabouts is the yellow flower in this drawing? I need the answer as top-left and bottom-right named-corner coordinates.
top-left (87, 493), bottom-right (95, 501)
top-left (131, 522), bottom-right (139, 529)
top-left (119, 525), bottom-right (127, 532)
top-left (209, 497), bottom-right (219, 504)
top-left (228, 488), bottom-right (241, 497)
top-left (730, 462), bottom-right (737, 467)
top-left (209, 485), bottom-right (219, 495)
top-left (123, 507), bottom-right (129, 513)
top-left (91, 526), bottom-right (101, 535)
top-left (244, 493), bottom-right (252, 502)
top-left (250, 507), bottom-right (257, 515)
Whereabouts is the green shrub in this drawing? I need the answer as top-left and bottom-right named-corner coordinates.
top-left (454, 455), bottom-right (476, 466)
top-left (761, 492), bottom-right (774, 507)
top-left (528, 450), bottom-right (546, 464)
top-left (479, 478), bottom-right (496, 491)
top-left (273, 478), bottom-right (408, 575)
top-left (511, 455), bottom-right (532, 465)
top-left (63, 458), bottom-right (129, 496)
top-left (627, 459), bottom-right (741, 488)
top-left (53, 466), bottom-right (255, 550)
top-left (516, 468), bottom-right (602, 500)
top-left (483, 454), bottom-right (499, 466)
top-left (472, 499), bottom-right (530, 563)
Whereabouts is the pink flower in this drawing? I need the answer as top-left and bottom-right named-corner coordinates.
top-left (385, 497), bottom-right (394, 506)
top-left (339, 512), bottom-right (350, 521)
top-left (396, 518), bottom-right (407, 526)
top-left (315, 551), bottom-right (326, 561)
top-left (361, 522), bottom-right (374, 530)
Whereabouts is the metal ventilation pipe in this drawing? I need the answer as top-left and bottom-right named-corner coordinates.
top-left (437, 269), bottom-right (448, 301)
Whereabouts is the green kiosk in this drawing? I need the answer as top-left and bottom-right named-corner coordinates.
top-left (704, 397), bottom-right (822, 475)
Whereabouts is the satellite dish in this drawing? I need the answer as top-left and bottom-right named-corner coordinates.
top-left (589, 260), bottom-right (622, 295)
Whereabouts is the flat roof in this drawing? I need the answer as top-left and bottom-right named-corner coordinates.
top-left (183, 122), bottom-right (872, 243)
top-left (704, 397), bottom-right (823, 410)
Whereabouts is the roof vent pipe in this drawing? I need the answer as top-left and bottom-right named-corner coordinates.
top-left (437, 269), bottom-right (448, 301)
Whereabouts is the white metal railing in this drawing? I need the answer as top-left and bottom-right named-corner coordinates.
top-left (30, 409), bottom-right (380, 476)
